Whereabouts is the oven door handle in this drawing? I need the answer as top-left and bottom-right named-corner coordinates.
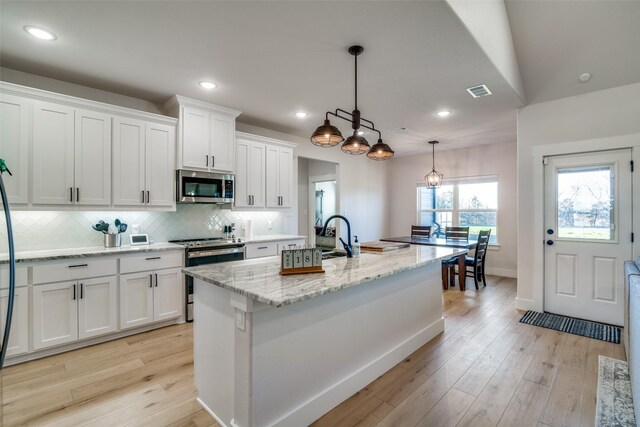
top-left (187, 247), bottom-right (245, 258)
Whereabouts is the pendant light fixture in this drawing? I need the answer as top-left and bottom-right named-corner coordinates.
top-left (425, 141), bottom-right (443, 187)
top-left (310, 45), bottom-right (394, 160)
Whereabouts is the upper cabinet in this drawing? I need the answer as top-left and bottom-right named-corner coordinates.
top-left (0, 94), bottom-right (29, 204)
top-left (235, 132), bottom-right (295, 210)
top-left (0, 82), bottom-right (177, 211)
top-left (164, 96), bottom-right (241, 174)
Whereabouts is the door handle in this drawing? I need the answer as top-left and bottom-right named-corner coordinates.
top-left (546, 240), bottom-right (554, 246)
top-left (155, 273), bottom-right (158, 287)
top-left (547, 229), bottom-right (554, 235)
top-left (149, 274), bottom-right (153, 288)
top-left (76, 187), bottom-right (80, 202)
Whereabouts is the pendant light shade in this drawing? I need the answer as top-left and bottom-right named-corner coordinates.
top-left (367, 139), bottom-right (395, 160)
top-left (424, 140), bottom-right (443, 187)
top-left (310, 119), bottom-right (344, 146)
top-left (309, 45), bottom-right (394, 160)
top-left (341, 131), bottom-right (370, 155)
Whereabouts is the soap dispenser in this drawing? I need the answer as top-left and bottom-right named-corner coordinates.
top-left (353, 235), bottom-right (361, 257)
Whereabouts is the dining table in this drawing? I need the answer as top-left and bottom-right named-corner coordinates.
top-left (380, 236), bottom-right (478, 291)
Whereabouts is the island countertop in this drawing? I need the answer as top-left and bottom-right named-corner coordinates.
top-left (183, 245), bottom-right (465, 307)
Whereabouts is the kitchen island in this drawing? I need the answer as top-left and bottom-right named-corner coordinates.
top-left (183, 245), bottom-right (466, 427)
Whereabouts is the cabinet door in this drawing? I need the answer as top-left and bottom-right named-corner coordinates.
top-left (248, 142), bottom-right (266, 207)
top-left (32, 101), bottom-right (75, 205)
top-left (78, 276), bottom-right (117, 339)
top-left (0, 287), bottom-right (29, 357)
top-left (145, 122), bottom-right (175, 207)
top-left (113, 117), bottom-right (146, 206)
top-left (210, 112), bottom-right (235, 173)
top-left (153, 268), bottom-right (183, 322)
top-left (0, 94), bottom-right (29, 204)
top-left (265, 145), bottom-right (279, 208)
top-left (74, 109), bottom-right (111, 206)
top-left (235, 139), bottom-right (251, 208)
top-left (181, 106), bottom-right (210, 171)
top-left (120, 272), bottom-right (154, 330)
top-left (277, 147), bottom-right (293, 207)
top-left (33, 282), bottom-right (78, 350)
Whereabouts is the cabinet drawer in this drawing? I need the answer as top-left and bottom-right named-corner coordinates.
top-left (277, 239), bottom-right (305, 254)
top-left (120, 251), bottom-right (183, 274)
top-left (245, 242), bottom-right (278, 259)
top-left (0, 264), bottom-right (28, 288)
top-left (33, 257), bottom-right (117, 285)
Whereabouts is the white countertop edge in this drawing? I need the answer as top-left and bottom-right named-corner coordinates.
top-left (242, 235), bottom-right (307, 244)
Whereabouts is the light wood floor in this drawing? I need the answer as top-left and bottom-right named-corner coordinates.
top-left (1, 276), bottom-right (625, 426)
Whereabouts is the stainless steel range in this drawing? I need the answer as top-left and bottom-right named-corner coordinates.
top-left (170, 237), bottom-right (245, 322)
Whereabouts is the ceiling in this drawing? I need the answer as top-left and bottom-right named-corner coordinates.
top-left (1, 1), bottom-right (638, 157)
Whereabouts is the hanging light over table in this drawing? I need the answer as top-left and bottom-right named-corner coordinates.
top-left (309, 45), bottom-right (394, 160)
top-left (425, 140), bottom-right (443, 187)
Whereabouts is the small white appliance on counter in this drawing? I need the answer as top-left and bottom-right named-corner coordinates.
top-left (129, 234), bottom-right (150, 246)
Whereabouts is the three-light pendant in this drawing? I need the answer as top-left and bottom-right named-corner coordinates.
top-left (309, 45), bottom-right (394, 161)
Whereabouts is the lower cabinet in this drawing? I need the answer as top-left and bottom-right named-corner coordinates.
top-left (120, 267), bottom-right (182, 330)
top-left (32, 276), bottom-right (117, 350)
top-left (0, 287), bottom-right (29, 357)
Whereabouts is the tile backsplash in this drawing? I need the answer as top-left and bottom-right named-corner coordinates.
top-left (1, 205), bottom-right (288, 252)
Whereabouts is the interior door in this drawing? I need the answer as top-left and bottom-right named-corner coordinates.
top-left (544, 149), bottom-right (633, 325)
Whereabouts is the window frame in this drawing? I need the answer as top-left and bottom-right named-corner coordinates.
top-left (416, 175), bottom-right (499, 244)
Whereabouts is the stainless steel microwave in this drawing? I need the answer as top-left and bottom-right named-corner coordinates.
top-left (176, 170), bottom-right (234, 204)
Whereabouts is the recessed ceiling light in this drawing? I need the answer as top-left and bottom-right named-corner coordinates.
top-left (295, 112), bottom-right (308, 118)
top-left (579, 73), bottom-right (591, 82)
top-left (436, 110), bottom-right (451, 118)
top-left (199, 81), bottom-right (217, 90)
top-left (24, 26), bottom-right (56, 41)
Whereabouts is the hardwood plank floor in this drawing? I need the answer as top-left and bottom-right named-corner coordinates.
top-left (1, 276), bottom-right (624, 426)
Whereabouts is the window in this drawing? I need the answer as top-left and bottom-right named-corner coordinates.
top-left (417, 176), bottom-right (498, 243)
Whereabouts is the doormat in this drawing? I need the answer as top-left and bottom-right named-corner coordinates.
top-left (519, 310), bottom-right (621, 344)
top-left (596, 356), bottom-right (636, 426)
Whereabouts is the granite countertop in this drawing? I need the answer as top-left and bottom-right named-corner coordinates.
top-left (242, 234), bottom-right (306, 244)
top-left (0, 242), bottom-right (184, 264)
top-left (183, 245), bottom-right (466, 307)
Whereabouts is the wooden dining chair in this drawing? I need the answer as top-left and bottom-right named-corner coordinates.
top-left (445, 226), bottom-right (469, 240)
top-left (411, 225), bottom-right (431, 238)
top-left (443, 229), bottom-right (491, 290)
top-left (440, 227), bottom-right (470, 289)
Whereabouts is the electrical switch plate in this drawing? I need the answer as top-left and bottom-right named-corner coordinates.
top-left (235, 310), bottom-right (246, 331)
top-left (268, 221), bottom-right (273, 229)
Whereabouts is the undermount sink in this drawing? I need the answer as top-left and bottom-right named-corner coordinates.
top-left (322, 251), bottom-right (348, 260)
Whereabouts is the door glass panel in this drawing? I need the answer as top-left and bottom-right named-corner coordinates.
top-left (557, 165), bottom-right (613, 240)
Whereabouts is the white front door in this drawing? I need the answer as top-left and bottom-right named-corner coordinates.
top-left (544, 149), bottom-right (633, 325)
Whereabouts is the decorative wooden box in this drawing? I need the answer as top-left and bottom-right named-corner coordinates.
top-left (280, 247), bottom-right (325, 275)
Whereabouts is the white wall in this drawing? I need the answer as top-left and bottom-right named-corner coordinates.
top-left (387, 140), bottom-right (517, 277)
top-left (316, 180), bottom-right (337, 224)
top-left (297, 158), bottom-right (310, 240)
top-left (237, 123), bottom-right (390, 244)
top-left (517, 82), bottom-right (640, 311)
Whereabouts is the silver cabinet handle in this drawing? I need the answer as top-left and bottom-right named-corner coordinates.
top-left (146, 190), bottom-right (150, 204)
top-left (76, 187), bottom-right (80, 202)
top-left (149, 274), bottom-right (153, 288)
top-left (70, 187), bottom-right (74, 202)
top-left (154, 273), bottom-right (158, 287)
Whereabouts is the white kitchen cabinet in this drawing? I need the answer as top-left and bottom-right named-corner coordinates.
top-left (33, 281), bottom-right (78, 350)
top-left (32, 101), bottom-right (75, 205)
top-left (78, 276), bottom-right (117, 339)
top-left (120, 268), bottom-right (182, 330)
top-left (112, 118), bottom-right (175, 208)
top-left (266, 145), bottom-right (293, 208)
top-left (277, 239), bottom-right (305, 254)
top-left (32, 103), bottom-right (111, 206)
top-left (165, 96), bottom-right (240, 174)
top-left (33, 275), bottom-right (118, 350)
top-left (245, 242), bottom-right (278, 259)
top-left (235, 138), bottom-right (266, 208)
top-left (0, 287), bottom-right (29, 357)
top-left (0, 94), bottom-right (29, 204)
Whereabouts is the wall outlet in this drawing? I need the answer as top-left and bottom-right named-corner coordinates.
top-left (131, 224), bottom-right (140, 234)
top-left (268, 221), bottom-right (273, 229)
top-left (235, 309), bottom-right (246, 331)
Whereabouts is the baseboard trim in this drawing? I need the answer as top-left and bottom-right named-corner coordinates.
top-left (270, 317), bottom-right (445, 427)
top-left (197, 397), bottom-right (229, 427)
top-left (486, 267), bottom-right (517, 278)
top-left (515, 297), bottom-right (538, 311)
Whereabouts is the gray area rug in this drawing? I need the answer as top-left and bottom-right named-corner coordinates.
top-left (519, 310), bottom-right (621, 344)
top-left (596, 356), bottom-right (636, 426)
